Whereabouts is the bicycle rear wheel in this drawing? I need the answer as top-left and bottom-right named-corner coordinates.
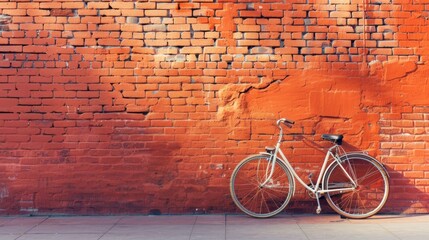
top-left (230, 154), bottom-right (294, 218)
top-left (323, 153), bottom-right (389, 219)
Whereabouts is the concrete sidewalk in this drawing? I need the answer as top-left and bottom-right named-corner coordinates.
top-left (0, 214), bottom-right (428, 240)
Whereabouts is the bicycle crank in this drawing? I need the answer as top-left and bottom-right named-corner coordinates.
top-left (315, 192), bottom-right (322, 214)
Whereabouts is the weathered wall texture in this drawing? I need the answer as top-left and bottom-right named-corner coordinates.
top-left (0, 0), bottom-right (428, 214)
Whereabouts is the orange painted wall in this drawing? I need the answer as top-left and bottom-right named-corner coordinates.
top-left (0, 0), bottom-right (428, 214)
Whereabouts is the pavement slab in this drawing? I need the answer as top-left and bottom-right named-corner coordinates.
top-left (0, 214), bottom-right (426, 240)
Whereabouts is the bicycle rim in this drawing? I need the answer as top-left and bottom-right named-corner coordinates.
top-left (230, 154), bottom-right (294, 218)
top-left (324, 154), bottom-right (389, 219)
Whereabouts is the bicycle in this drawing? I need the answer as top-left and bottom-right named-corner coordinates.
top-left (230, 118), bottom-right (390, 219)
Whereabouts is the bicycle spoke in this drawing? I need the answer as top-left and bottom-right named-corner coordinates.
top-left (356, 167), bottom-right (382, 186)
top-left (230, 155), bottom-right (294, 218)
top-left (260, 191), bottom-right (269, 214)
top-left (324, 155), bottom-right (389, 219)
top-left (337, 192), bottom-right (353, 211)
top-left (356, 165), bottom-right (377, 181)
top-left (240, 187), bottom-right (261, 207)
top-left (344, 158), bottom-right (358, 183)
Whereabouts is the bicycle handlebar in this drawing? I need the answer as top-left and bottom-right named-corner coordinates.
top-left (276, 118), bottom-right (295, 127)
top-left (275, 118), bottom-right (295, 144)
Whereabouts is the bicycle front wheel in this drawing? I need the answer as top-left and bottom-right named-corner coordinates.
top-left (230, 154), bottom-right (294, 218)
top-left (323, 153), bottom-right (390, 219)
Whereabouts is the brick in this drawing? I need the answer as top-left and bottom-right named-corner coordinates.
top-left (62, 2), bottom-right (85, 9)
top-left (237, 24), bottom-right (260, 32)
top-left (99, 9), bottom-right (121, 16)
top-left (143, 24), bottom-right (167, 32)
top-left (167, 24), bottom-right (190, 31)
top-left (99, 24), bottom-right (120, 31)
top-left (121, 10), bottom-right (144, 17)
top-left (51, 9), bottom-right (74, 17)
top-left (157, 3), bottom-right (178, 9)
top-left (87, 2), bottom-right (109, 9)
top-left (168, 40), bottom-right (191, 46)
top-left (191, 39), bottom-right (214, 46)
top-left (203, 47), bottom-right (226, 54)
top-left (262, 10), bottom-right (283, 18)
top-left (98, 38), bottom-right (121, 46)
top-left (180, 47), bottom-right (203, 54)
top-left (121, 24), bottom-right (143, 32)
top-left (240, 10), bottom-right (261, 18)
top-left (170, 9), bottom-right (192, 17)
top-left (0, 46), bottom-right (23, 52)
top-left (145, 10), bottom-right (169, 17)
top-left (378, 40), bottom-right (399, 47)
top-left (237, 40), bottom-right (260, 46)
top-left (17, 2), bottom-right (39, 9)
top-left (191, 24), bottom-right (211, 31)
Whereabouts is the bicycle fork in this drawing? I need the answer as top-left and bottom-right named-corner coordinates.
top-left (259, 122), bottom-right (285, 188)
top-left (260, 147), bottom-right (279, 188)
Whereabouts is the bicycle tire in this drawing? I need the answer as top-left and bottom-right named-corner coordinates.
top-left (230, 154), bottom-right (294, 218)
top-left (323, 153), bottom-right (390, 219)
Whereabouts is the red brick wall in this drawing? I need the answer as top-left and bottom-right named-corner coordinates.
top-left (0, 0), bottom-right (428, 214)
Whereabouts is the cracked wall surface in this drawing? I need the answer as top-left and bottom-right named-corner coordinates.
top-left (0, 0), bottom-right (429, 215)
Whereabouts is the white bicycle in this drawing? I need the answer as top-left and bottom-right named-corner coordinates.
top-left (230, 118), bottom-right (390, 219)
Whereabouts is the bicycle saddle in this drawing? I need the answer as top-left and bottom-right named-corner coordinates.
top-left (322, 134), bottom-right (343, 145)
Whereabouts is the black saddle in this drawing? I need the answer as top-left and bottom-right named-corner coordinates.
top-left (322, 134), bottom-right (343, 145)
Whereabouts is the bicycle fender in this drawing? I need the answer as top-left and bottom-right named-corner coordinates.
top-left (322, 152), bottom-right (390, 188)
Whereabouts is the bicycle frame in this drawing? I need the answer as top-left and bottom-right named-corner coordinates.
top-left (260, 121), bottom-right (358, 213)
top-left (263, 145), bottom-right (357, 195)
